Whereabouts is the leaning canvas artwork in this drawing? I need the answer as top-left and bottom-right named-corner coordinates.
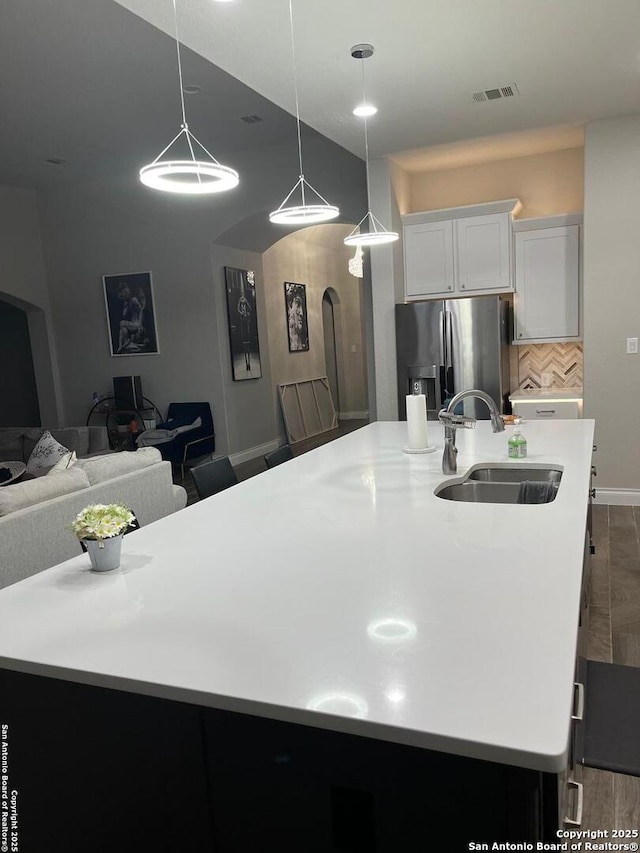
top-left (284, 281), bottom-right (309, 352)
top-left (103, 271), bottom-right (159, 356)
top-left (224, 267), bottom-right (262, 380)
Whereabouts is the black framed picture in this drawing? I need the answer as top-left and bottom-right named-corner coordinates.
top-left (224, 267), bottom-right (262, 380)
top-left (102, 271), bottom-right (159, 356)
top-left (284, 282), bottom-right (309, 352)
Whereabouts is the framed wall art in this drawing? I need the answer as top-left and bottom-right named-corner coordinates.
top-left (102, 271), bottom-right (159, 356)
top-left (224, 266), bottom-right (262, 380)
top-left (284, 281), bottom-right (309, 352)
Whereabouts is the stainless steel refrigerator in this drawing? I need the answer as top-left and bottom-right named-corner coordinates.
top-left (395, 295), bottom-right (512, 420)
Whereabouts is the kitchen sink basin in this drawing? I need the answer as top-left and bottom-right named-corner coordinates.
top-left (435, 481), bottom-right (522, 504)
top-left (435, 465), bottom-right (562, 504)
top-left (467, 466), bottom-right (562, 485)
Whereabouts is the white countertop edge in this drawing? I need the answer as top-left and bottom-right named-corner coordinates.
top-left (0, 655), bottom-right (569, 774)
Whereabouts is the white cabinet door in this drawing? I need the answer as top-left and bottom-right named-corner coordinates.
top-left (455, 213), bottom-right (511, 293)
top-left (514, 226), bottom-right (580, 341)
top-left (404, 220), bottom-right (455, 299)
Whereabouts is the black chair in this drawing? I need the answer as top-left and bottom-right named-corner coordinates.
top-left (190, 456), bottom-right (238, 500)
top-left (264, 444), bottom-right (294, 469)
top-left (156, 402), bottom-right (215, 479)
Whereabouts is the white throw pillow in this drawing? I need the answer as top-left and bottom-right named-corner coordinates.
top-left (47, 450), bottom-right (78, 474)
top-left (26, 430), bottom-right (71, 477)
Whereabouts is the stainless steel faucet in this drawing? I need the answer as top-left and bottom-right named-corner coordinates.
top-left (438, 390), bottom-right (505, 474)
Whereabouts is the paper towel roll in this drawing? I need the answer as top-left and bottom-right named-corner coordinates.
top-left (406, 394), bottom-right (428, 449)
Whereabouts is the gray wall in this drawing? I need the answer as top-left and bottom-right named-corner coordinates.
top-left (262, 224), bottom-right (368, 440)
top-left (36, 137), bottom-right (366, 455)
top-left (0, 186), bottom-right (61, 424)
top-left (0, 186), bottom-right (50, 310)
top-left (211, 245), bottom-right (277, 456)
top-left (367, 158), bottom-right (404, 421)
top-left (584, 115), bottom-right (640, 493)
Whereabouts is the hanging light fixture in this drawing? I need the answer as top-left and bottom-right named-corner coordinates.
top-left (139, 0), bottom-right (239, 195)
top-left (344, 44), bottom-right (398, 247)
top-left (269, 0), bottom-right (339, 225)
top-left (348, 244), bottom-right (364, 278)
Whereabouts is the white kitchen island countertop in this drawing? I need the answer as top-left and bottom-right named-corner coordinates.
top-left (0, 419), bottom-right (595, 774)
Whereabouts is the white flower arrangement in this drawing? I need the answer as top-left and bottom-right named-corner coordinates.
top-left (70, 503), bottom-right (135, 541)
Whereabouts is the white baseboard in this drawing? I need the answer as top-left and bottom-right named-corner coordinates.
top-left (338, 411), bottom-right (369, 420)
top-left (594, 488), bottom-right (640, 506)
top-left (229, 439), bottom-right (280, 467)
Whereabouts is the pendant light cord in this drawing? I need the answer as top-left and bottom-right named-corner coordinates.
top-left (171, 0), bottom-right (198, 167)
top-left (361, 58), bottom-right (373, 223)
top-left (287, 0), bottom-right (306, 203)
top-left (172, 0), bottom-right (188, 127)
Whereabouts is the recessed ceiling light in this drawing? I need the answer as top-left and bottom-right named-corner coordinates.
top-left (353, 104), bottom-right (377, 117)
top-left (183, 84), bottom-right (201, 95)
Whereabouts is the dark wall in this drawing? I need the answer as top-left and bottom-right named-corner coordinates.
top-left (0, 299), bottom-right (40, 426)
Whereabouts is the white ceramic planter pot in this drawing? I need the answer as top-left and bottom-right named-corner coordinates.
top-left (84, 535), bottom-right (123, 572)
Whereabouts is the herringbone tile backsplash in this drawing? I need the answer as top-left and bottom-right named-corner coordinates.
top-left (514, 342), bottom-right (583, 390)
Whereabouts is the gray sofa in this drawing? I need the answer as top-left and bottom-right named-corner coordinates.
top-left (0, 425), bottom-right (110, 464)
top-left (0, 447), bottom-right (187, 589)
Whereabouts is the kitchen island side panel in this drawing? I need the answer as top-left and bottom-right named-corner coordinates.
top-left (0, 668), bottom-right (558, 851)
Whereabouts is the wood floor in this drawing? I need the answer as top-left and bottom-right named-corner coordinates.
top-left (583, 504), bottom-right (640, 830)
top-left (177, 438), bottom-right (640, 831)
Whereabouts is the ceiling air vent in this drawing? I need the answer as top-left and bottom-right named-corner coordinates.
top-left (241, 114), bottom-right (263, 124)
top-left (471, 83), bottom-right (520, 103)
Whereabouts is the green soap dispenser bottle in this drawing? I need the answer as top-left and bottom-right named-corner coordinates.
top-left (508, 423), bottom-right (527, 459)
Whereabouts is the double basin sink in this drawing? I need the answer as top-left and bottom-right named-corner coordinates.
top-left (435, 464), bottom-right (563, 504)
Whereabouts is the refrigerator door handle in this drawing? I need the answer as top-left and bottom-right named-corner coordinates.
top-left (445, 310), bottom-right (454, 395)
top-left (439, 309), bottom-right (448, 405)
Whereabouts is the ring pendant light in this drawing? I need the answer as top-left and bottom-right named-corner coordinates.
top-left (139, 0), bottom-right (239, 195)
top-left (269, 0), bottom-right (339, 225)
top-left (344, 44), bottom-right (398, 247)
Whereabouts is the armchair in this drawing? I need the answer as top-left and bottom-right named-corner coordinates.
top-left (156, 402), bottom-right (215, 478)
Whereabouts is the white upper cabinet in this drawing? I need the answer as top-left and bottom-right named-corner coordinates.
top-left (404, 220), bottom-right (455, 297)
top-left (455, 213), bottom-right (511, 293)
top-left (402, 199), bottom-right (520, 301)
top-left (513, 219), bottom-right (581, 343)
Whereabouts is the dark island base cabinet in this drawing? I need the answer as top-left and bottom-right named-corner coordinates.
top-left (0, 669), bottom-right (561, 852)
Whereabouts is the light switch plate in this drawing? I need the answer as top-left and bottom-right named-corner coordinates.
top-left (627, 337), bottom-right (639, 354)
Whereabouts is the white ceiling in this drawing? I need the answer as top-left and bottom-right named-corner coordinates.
top-left (115, 0), bottom-right (640, 162)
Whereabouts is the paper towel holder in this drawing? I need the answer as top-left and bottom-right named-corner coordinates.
top-left (405, 365), bottom-right (441, 420)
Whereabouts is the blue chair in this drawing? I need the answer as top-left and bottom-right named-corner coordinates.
top-left (156, 402), bottom-right (215, 479)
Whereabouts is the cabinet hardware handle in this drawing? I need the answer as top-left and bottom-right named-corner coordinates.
top-left (590, 489), bottom-right (596, 499)
top-left (564, 780), bottom-right (584, 827)
top-left (536, 409), bottom-right (556, 416)
top-left (572, 682), bottom-right (585, 721)
top-left (591, 466), bottom-right (597, 476)
top-left (593, 445), bottom-right (598, 452)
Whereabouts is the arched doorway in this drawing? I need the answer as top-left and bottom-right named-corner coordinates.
top-left (0, 297), bottom-right (40, 426)
top-left (322, 288), bottom-right (343, 416)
